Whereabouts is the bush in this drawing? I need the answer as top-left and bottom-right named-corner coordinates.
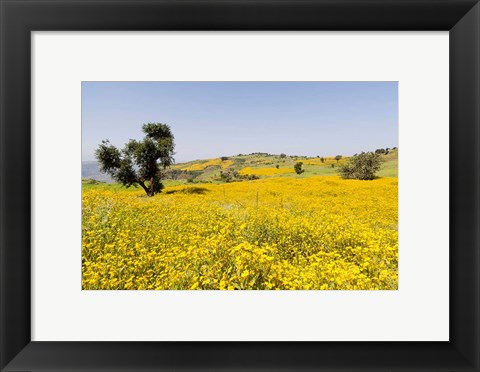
top-left (338, 152), bottom-right (383, 180)
top-left (220, 169), bottom-right (239, 182)
top-left (294, 162), bottom-right (304, 175)
top-left (243, 174), bottom-right (260, 181)
top-left (220, 169), bottom-right (259, 183)
top-left (279, 153), bottom-right (287, 158)
top-left (335, 155), bottom-right (342, 163)
top-left (220, 156), bottom-right (229, 161)
top-left (276, 164), bottom-right (279, 169)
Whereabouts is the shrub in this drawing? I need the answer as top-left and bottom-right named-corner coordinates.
top-left (221, 156), bottom-right (229, 161)
top-left (338, 152), bottom-right (383, 180)
top-left (220, 169), bottom-right (259, 183)
top-left (280, 153), bottom-right (287, 158)
top-left (220, 169), bottom-right (239, 182)
top-left (243, 174), bottom-right (260, 181)
top-left (294, 162), bottom-right (304, 175)
top-left (335, 155), bottom-right (342, 163)
top-left (276, 164), bottom-right (280, 169)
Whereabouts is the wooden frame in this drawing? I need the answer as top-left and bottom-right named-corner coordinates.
top-left (1, 0), bottom-right (479, 370)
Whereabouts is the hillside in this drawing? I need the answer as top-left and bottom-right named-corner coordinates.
top-left (82, 148), bottom-right (397, 185)
top-left (168, 149), bottom-right (398, 183)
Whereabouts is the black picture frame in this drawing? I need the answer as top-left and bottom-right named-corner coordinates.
top-left (1, 0), bottom-right (479, 371)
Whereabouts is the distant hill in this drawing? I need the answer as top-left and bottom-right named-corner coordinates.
top-left (82, 161), bottom-right (113, 183)
top-left (82, 148), bottom-right (398, 184)
top-left (169, 149), bottom-right (398, 181)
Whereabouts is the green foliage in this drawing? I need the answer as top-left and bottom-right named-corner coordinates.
top-left (279, 153), bottom-right (287, 158)
top-left (219, 169), bottom-right (259, 183)
top-left (335, 155), bottom-right (342, 163)
top-left (320, 157), bottom-right (325, 163)
top-left (338, 152), bottom-right (383, 180)
top-left (294, 162), bottom-right (304, 175)
top-left (219, 169), bottom-right (239, 183)
top-left (276, 164), bottom-right (280, 169)
top-left (220, 156), bottom-right (230, 161)
top-left (95, 123), bottom-right (175, 196)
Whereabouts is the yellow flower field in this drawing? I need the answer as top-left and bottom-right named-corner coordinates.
top-left (239, 167), bottom-right (294, 176)
top-left (180, 158), bottom-right (233, 171)
top-left (82, 176), bottom-right (398, 290)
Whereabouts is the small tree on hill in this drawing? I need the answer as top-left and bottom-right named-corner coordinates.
top-left (294, 162), bottom-right (304, 175)
top-left (95, 123), bottom-right (175, 196)
top-left (335, 155), bottom-right (342, 163)
top-left (320, 157), bottom-right (325, 163)
top-left (338, 152), bottom-right (383, 180)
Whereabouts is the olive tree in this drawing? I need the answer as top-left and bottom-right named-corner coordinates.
top-left (95, 123), bottom-right (175, 196)
top-left (338, 152), bottom-right (383, 180)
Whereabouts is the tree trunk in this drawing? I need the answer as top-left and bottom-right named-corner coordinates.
top-left (149, 177), bottom-right (155, 197)
top-left (138, 181), bottom-right (152, 197)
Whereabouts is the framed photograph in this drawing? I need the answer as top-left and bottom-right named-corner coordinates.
top-left (81, 80), bottom-right (399, 292)
top-left (1, 0), bottom-right (479, 371)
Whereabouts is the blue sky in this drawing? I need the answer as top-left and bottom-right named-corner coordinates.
top-left (82, 82), bottom-right (398, 163)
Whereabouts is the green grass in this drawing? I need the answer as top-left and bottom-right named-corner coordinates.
top-left (377, 158), bottom-right (398, 178)
top-left (82, 181), bottom-right (131, 192)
